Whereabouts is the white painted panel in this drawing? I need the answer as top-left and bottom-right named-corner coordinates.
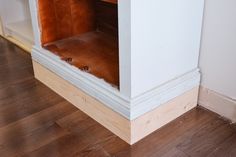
top-left (0, 0), bottom-right (31, 24)
top-left (200, 0), bottom-right (236, 100)
top-left (29, 0), bottom-right (41, 47)
top-left (118, 0), bottom-right (132, 98)
top-left (130, 0), bottom-right (204, 97)
top-left (0, 0), bottom-right (34, 45)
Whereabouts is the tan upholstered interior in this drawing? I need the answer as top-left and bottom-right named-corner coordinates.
top-left (38, 0), bottom-right (119, 87)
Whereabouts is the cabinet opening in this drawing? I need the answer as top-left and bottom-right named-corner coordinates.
top-left (38, 0), bottom-right (119, 87)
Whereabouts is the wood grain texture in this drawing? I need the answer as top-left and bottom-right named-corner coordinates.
top-left (131, 87), bottom-right (199, 144)
top-left (43, 31), bottom-right (119, 86)
top-left (38, 0), bottom-right (118, 44)
top-left (33, 59), bottom-right (202, 145)
top-left (38, 0), bottom-right (95, 44)
top-left (38, 0), bottom-right (119, 86)
top-left (33, 61), bottom-right (130, 143)
top-left (1, 37), bottom-right (236, 156)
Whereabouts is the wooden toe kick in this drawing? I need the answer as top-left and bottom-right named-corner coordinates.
top-left (33, 61), bottom-right (199, 145)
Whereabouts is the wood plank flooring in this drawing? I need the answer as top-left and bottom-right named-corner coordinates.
top-left (0, 36), bottom-right (236, 157)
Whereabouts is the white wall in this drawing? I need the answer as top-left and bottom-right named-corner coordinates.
top-left (130, 0), bottom-right (205, 98)
top-left (0, 0), bottom-right (31, 25)
top-left (200, 0), bottom-right (236, 100)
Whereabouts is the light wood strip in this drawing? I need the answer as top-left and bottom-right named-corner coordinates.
top-left (33, 61), bottom-right (131, 143)
top-left (131, 87), bottom-right (199, 144)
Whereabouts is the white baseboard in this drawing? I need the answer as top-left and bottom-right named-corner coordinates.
top-left (198, 86), bottom-right (236, 123)
top-left (1, 35), bottom-right (32, 53)
top-left (131, 70), bottom-right (200, 119)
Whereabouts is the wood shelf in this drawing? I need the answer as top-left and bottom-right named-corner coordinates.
top-left (43, 31), bottom-right (119, 87)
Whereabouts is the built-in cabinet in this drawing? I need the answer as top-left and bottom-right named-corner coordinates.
top-left (28, 0), bottom-right (205, 144)
top-left (0, 0), bottom-right (34, 51)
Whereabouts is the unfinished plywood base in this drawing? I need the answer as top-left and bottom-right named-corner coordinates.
top-left (33, 61), bottom-right (131, 143)
top-left (199, 86), bottom-right (236, 123)
top-left (33, 61), bottom-right (199, 145)
top-left (131, 86), bottom-right (199, 144)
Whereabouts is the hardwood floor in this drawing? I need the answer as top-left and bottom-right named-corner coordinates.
top-left (0, 36), bottom-right (236, 157)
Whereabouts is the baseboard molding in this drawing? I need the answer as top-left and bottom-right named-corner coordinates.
top-left (198, 86), bottom-right (236, 123)
top-left (33, 61), bottom-right (199, 144)
top-left (32, 47), bottom-right (131, 119)
top-left (131, 70), bottom-right (200, 119)
top-left (0, 35), bottom-right (32, 53)
top-left (32, 47), bottom-right (200, 120)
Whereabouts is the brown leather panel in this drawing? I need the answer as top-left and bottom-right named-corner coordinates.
top-left (44, 32), bottom-right (119, 87)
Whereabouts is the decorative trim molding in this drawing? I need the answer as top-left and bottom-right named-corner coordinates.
top-left (1, 35), bottom-right (32, 53)
top-left (32, 47), bottom-right (131, 119)
top-left (32, 47), bottom-right (200, 120)
top-left (199, 86), bottom-right (236, 123)
top-left (130, 70), bottom-right (200, 119)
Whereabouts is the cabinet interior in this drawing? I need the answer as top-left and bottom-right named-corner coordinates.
top-left (38, 0), bottom-right (119, 87)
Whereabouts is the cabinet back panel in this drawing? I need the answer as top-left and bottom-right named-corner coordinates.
top-left (95, 1), bottom-right (118, 36)
top-left (38, 0), bottom-right (95, 45)
top-left (38, 0), bottom-right (118, 45)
